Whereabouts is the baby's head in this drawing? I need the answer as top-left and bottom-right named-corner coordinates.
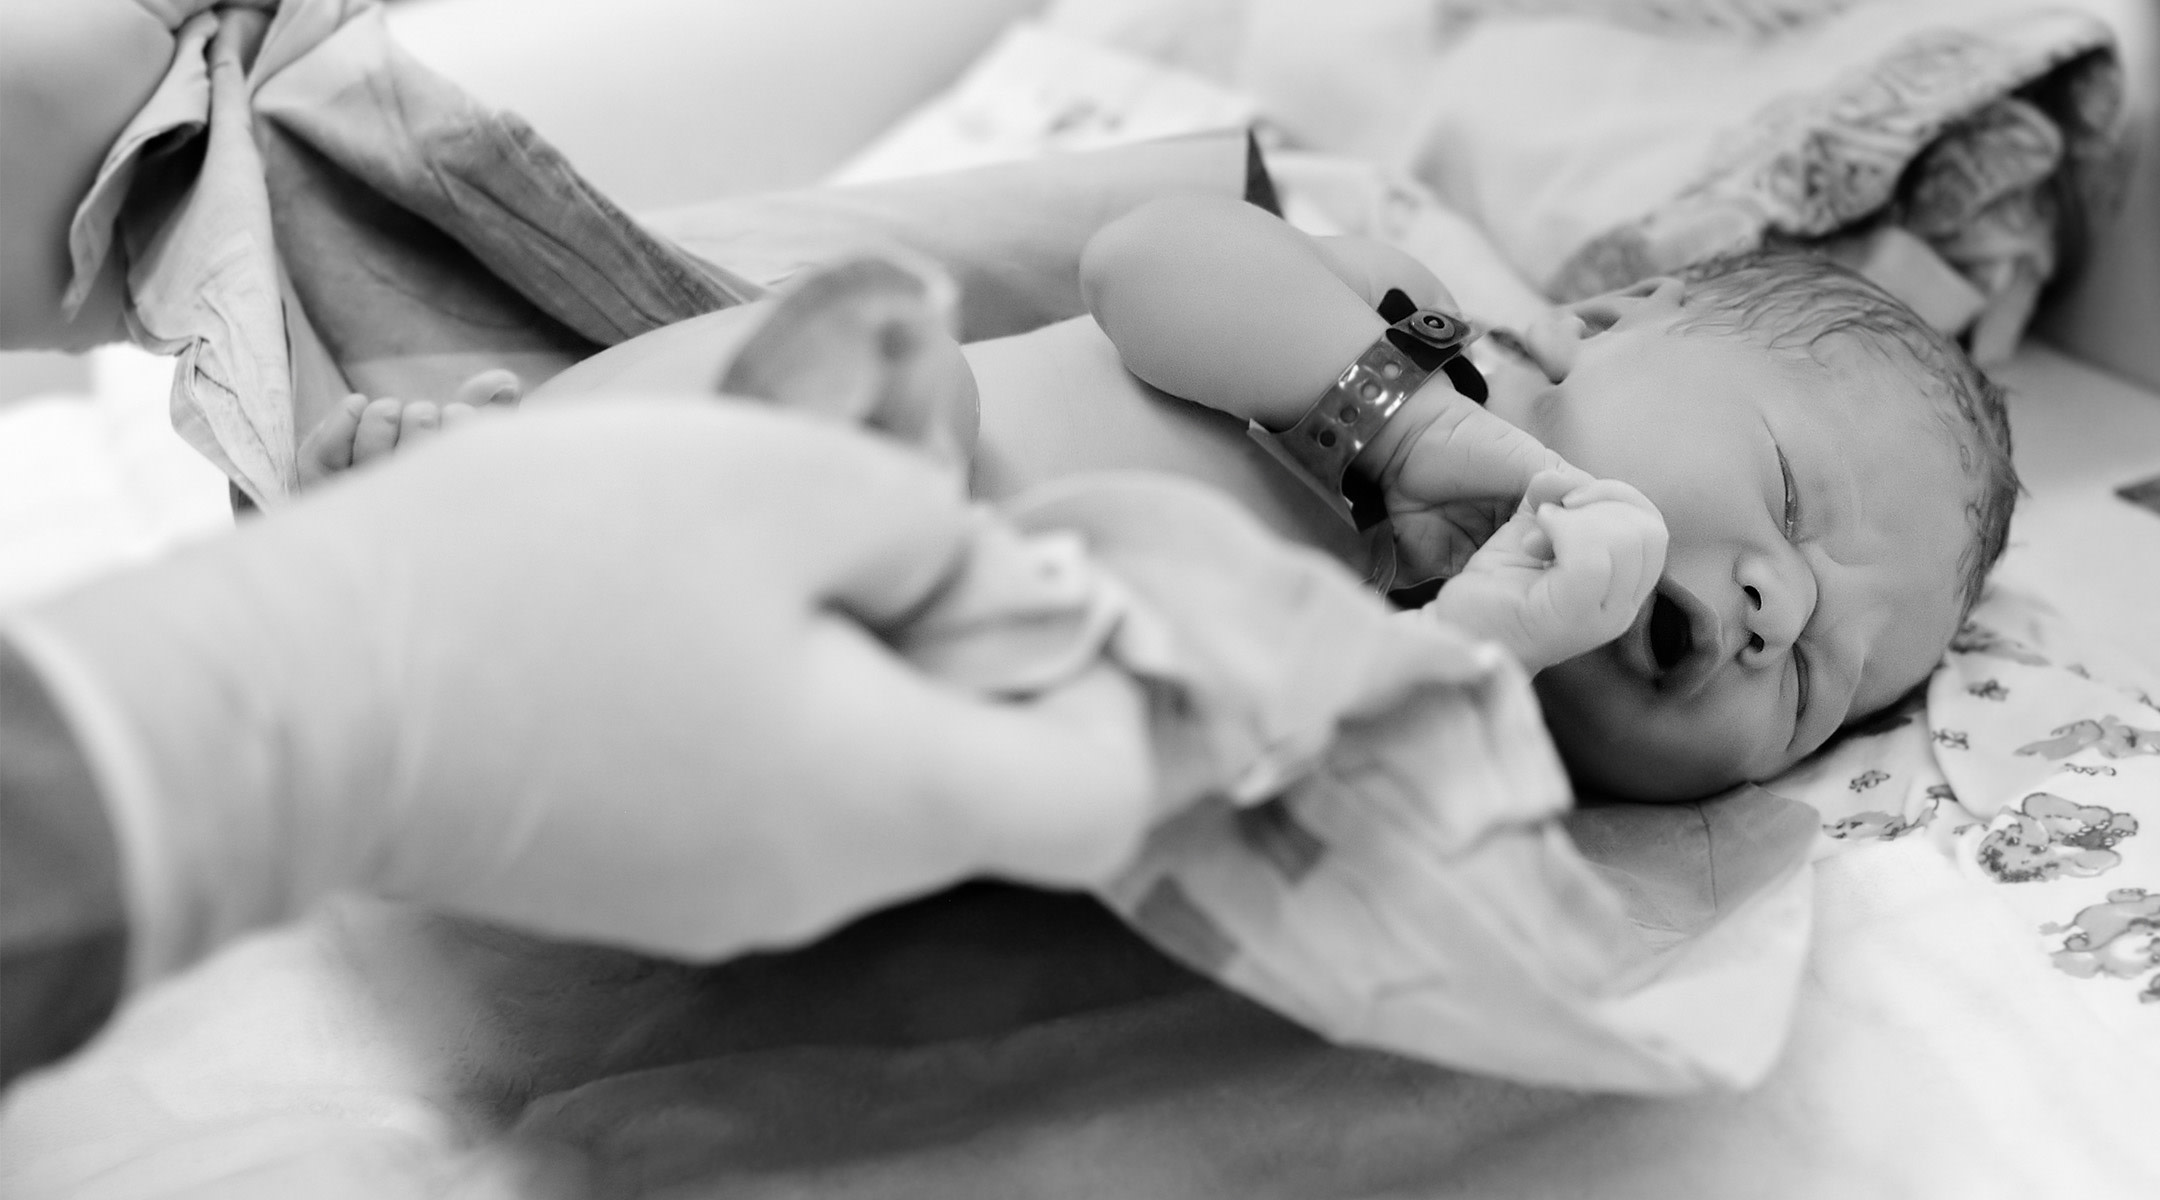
top-left (1481, 251), bottom-right (2017, 800)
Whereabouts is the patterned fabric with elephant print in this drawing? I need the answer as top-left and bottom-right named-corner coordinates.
top-left (1772, 581), bottom-right (2160, 1016)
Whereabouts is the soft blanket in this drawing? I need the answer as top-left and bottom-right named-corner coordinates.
top-left (1044, 0), bottom-right (2130, 361)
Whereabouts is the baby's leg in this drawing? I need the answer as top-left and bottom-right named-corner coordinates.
top-left (717, 257), bottom-right (977, 470)
top-left (297, 369), bottom-right (522, 487)
top-left (526, 255), bottom-right (980, 471)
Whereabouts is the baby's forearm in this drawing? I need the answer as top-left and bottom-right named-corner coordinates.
top-left (1080, 195), bottom-right (1386, 429)
top-left (1080, 196), bottom-right (1471, 493)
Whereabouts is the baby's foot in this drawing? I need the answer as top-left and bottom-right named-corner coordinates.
top-left (298, 369), bottom-right (521, 487)
top-left (717, 253), bottom-right (978, 470)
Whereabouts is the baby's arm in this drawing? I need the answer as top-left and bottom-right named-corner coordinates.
top-left (1078, 194), bottom-right (1392, 431)
top-left (1081, 195), bottom-right (1598, 581)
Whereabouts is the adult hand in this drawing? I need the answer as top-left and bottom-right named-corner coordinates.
top-left (7, 402), bottom-right (1152, 982)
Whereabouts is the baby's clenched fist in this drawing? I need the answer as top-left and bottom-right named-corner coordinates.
top-left (1415, 471), bottom-right (1667, 673)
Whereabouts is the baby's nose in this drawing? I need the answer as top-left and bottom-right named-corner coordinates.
top-left (1734, 550), bottom-right (1815, 665)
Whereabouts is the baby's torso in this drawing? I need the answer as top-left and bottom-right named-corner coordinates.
top-left (527, 306), bottom-right (1366, 569)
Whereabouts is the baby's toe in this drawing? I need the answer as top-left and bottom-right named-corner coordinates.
top-left (298, 393), bottom-right (368, 486)
top-left (454, 368), bottom-right (522, 410)
top-left (351, 397), bottom-right (407, 465)
top-left (396, 400), bottom-right (442, 448)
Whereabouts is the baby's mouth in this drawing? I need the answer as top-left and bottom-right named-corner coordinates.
top-left (1621, 579), bottom-right (1719, 696)
top-left (1648, 590), bottom-right (1693, 673)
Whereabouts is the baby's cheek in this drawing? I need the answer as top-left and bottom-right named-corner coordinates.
top-left (1533, 664), bottom-right (1775, 802)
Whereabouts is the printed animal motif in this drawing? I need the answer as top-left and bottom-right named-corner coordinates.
top-left (1848, 769), bottom-right (1891, 793)
top-left (2015, 715), bottom-right (2160, 761)
top-left (1949, 622), bottom-right (2049, 666)
top-left (2045, 888), bottom-right (2160, 1002)
top-left (1825, 797), bottom-right (1939, 841)
top-left (1976, 793), bottom-right (2139, 883)
top-left (1966, 679), bottom-right (2009, 701)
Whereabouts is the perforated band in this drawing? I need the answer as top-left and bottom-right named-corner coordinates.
top-left (1247, 307), bottom-right (1481, 533)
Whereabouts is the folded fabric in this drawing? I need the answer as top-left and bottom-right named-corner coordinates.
top-left (1395, 1), bottom-right (2126, 362)
top-left (69, 0), bottom-right (760, 504)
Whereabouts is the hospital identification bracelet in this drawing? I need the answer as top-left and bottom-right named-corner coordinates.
top-left (1246, 307), bottom-right (1482, 533)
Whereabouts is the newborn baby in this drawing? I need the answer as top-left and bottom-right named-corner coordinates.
top-left (1074, 196), bottom-right (2016, 801)
top-left (302, 197), bottom-right (2014, 802)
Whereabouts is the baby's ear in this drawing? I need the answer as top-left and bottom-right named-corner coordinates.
top-left (1569, 275), bottom-right (1686, 335)
top-left (716, 253), bottom-right (976, 469)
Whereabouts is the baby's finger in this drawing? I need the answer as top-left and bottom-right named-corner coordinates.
top-left (396, 400), bottom-right (442, 448)
top-left (441, 401), bottom-right (479, 428)
top-left (454, 368), bottom-right (524, 410)
top-left (1536, 504), bottom-right (1658, 629)
top-left (352, 397), bottom-right (406, 466)
top-left (1521, 467), bottom-right (1591, 513)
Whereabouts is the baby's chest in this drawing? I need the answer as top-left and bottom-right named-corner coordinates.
top-left (966, 319), bottom-right (1367, 567)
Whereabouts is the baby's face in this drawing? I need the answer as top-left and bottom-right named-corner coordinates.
top-left (1481, 281), bottom-right (1973, 800)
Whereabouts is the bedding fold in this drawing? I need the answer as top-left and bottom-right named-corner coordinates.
top-left (1402, 1), bottom-right (2126, 362)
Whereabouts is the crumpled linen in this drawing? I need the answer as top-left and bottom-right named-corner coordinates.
top-left (1395, 1), bottom-right (2128, 360)
top-left (70, 0), bottom-right (759, 505)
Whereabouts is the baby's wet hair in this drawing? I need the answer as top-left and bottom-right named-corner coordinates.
top-left (1663, 250), bottom-right (2018, 615)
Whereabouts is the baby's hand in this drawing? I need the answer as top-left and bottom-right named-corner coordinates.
top-left (298, 369), bottom-right (522, 487)
top-left (1419, 471), bottom-right (1667, 673)
top-left (1369, 386), bottom-right (1590, 582)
